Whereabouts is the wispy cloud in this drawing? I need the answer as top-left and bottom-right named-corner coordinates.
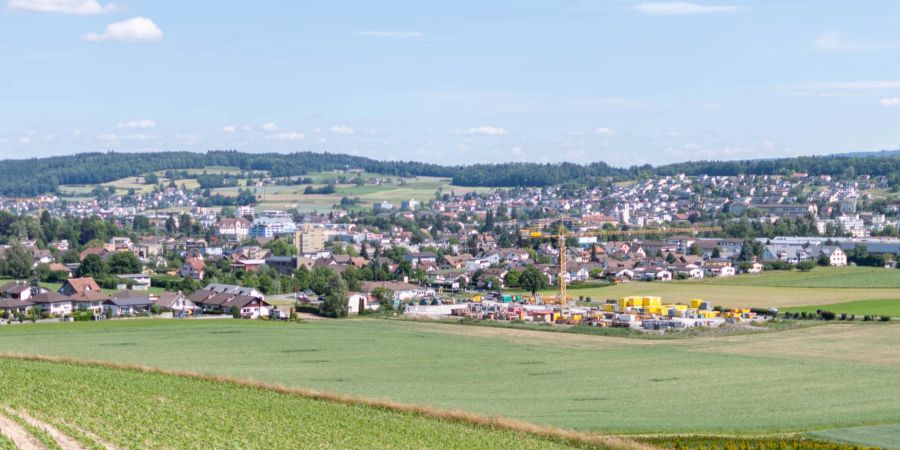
top-left (465, 126), bottom-right (508, 136)
top-left (881, 97), bottom-right (900, 107)
top-left (83, 17), bottom-right (163, 43)
top-left (271, 132), bottom-right (305, 141)
top-left (813, 31), bottom-right (900, 51)
top-left (594, 127), bottom-right (616, 136)
top-left (260, 122), bottom-right (279, 131)
top-left (802, 81), bottom-right (900, 90)
top-left (355, 30), bottom-right (425, 39)
top-left (117, 119), bottom-right (156, 129)
top-left (8, 0), bottom-right (117, 15)
top-left (330, 125), bottom-right (355, 135)
top-left (220, 125), bottom-right (236, 133)
top-left (634, 2), bottom-right (743, 15)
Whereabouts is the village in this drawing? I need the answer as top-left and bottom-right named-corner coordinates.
top-left (0, 168), bottom-right (898, 329)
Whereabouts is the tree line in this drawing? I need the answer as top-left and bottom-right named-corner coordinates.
top-left (1, 150), bottom-right (899, 196)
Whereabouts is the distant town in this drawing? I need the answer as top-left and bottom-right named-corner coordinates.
top-left (0, 158), bottom-right (897, 330)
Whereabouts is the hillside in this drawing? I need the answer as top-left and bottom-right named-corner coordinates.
top-left (2, 150), bottom-right (900, 196)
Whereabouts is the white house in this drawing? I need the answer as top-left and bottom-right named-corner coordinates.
top-left (819, 246), bottom-right (847, 266)
top-left (347, 292), bottom-right (369, 314)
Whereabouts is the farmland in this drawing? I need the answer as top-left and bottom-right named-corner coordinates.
top-left (61, 166), bottom-right (495, 212)
top-left (519, 267), bottom-right (900, 309)
top-left (697, 267), bottom-right (900, 289)
top-left (210, 172), bottom-right (495, 212)
top-left (0, 319), bottom-right (897, 445)
top-left (0, 357), bottom-right (621, 450)
top-left (783, 298), bottom-right (900, 317)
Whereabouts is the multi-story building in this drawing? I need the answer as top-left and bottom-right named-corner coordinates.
top-left (294, 224), bottom-right (326, 254)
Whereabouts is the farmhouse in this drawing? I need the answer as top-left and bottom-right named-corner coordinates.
top-left (154, 291), bottom-right (198, 314)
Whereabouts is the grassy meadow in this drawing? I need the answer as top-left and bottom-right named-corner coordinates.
top-left (0, 357), bottom-right (620, 450)
top-left (783, 298), bottom-right (900, 317)
top-left (0, 318), bottom-right (897, 442)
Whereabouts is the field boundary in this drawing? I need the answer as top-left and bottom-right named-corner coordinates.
top-left (0, 353), bottom-right (654, 450)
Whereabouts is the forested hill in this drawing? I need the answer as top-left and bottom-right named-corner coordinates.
top-left (1, 150), bottom-right (899, 196)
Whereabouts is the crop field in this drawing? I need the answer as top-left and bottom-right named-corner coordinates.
top-left (0, 319), bottom-right (897, 447)
top-left (0, 357), bottom-right (619, 450)
top-left (783, 298), bottom-right (900, 317)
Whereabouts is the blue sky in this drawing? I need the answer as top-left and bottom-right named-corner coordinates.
top-left (2, 0), bottom-right (900, 166)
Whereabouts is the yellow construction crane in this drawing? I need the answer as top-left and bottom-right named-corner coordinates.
top-left (520, 218), bottom-right (722, 305)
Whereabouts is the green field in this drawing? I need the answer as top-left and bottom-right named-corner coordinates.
top-left (0, 357), bottom-right (615, 450)
top-left (699, 267), bottom-right (900, 289)
top-left (784, 299), bottom-right (900, 317)
top-left (211, 172), bottom-right (494, 212)
top-left (0, 319), bottom-right (897, 444)
top-left (519, 268), bottom-right (900, 309)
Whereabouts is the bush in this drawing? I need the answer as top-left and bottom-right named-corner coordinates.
top-left (880, 315), bottom-right (892, 322)
top-left (294, 303), bottom-right (320, 315)
top-left (839, 313), bottom-right (847, 320)
top-left (863, 315), bottom-right (873, 322)
top-left (819, 311), bottom-right (836, 321)
top-left (72, 310), bottom-right (93, 321)
top-left (796, 261), bottom-right (816, 272)
top-left (230, 306), bottom-right (240, 319)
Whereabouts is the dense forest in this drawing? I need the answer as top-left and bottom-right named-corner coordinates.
top-left (1, 150), bottom-right (898, 196)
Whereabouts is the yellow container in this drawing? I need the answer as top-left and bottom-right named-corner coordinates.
top-left (690, 299), bottom-right (703, 309)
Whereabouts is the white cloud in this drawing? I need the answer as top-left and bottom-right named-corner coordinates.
top-left (803, 81), bottom-right (900, 90)
top-left (813, 31), bottom-right (900, 52)
top-left (881, 97), bottom-right (900, 107)
top-left (594, 127), bottom-right (616, 136)
top-left (117, 119), bottom-right (156, 129)
top-left (99, 133), bottom-right (154, 141)
top-left (261, 122), bottom-right (279, 131)
top-left (634, 2), bottom-right (742, 15)
top-left (330, 125), bottom-right (355, 135)
top-left (510, 146), bottom-right (523, 157)
top-left (8, 0), bottom-right (117, 15)
top-left (271, 132), bottom-right (305, 141)
top-left (465, 126), bottom-right (508, 136)
top-left (355, 31), bottom-right (425, 38)
top-left (83, 17), bottom-right (163, 43)
top-left (220, 125), bottom-right (236, 133)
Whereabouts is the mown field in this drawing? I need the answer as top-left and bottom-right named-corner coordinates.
top-left (784, 299), bottom-right (900, 317)
top-left (0, 357), bottom-right (620, 450)
top-left (522, 267), bottom-right (900, 309)
top-left (0, 319), bottom-right (897, 445)
top-left (698, 267), bottom-right (900, 289)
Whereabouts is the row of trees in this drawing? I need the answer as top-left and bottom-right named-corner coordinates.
top-left (3, 150), bottom-right (899, 196)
